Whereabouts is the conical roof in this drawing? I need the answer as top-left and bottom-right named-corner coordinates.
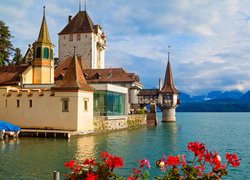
top-left (37, 8), bottom-right (53, 45)
top-left (161, 60), bottom-right (179, 94)
top-left (58, 11), bottom-right (95, 35)
top-left (53, 54), bottom-right (94, 91)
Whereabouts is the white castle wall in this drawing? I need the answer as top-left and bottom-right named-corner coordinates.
top-left (0, 88), bottom-right (94, 131)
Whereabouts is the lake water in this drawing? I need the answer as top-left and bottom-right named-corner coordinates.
top-left (0, 112), bottom-right (249, 179)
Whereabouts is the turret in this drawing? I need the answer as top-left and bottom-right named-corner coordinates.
top-left (32, 6), bottom-right (55, 84)
top-left (160, 53), bottom-right (180, 122)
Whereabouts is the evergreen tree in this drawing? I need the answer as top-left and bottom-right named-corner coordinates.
top-left (12, 48), bottom-right (22, 65)
top-left (0, 20), bottom-right (14, 66)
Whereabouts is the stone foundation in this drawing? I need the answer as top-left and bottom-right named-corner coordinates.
top-left (93, 114), bottom-right (146, 133)
top-left (162, 108), bottom-right (176, 122)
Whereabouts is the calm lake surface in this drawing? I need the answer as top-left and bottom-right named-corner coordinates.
top-left (0, 112), bottom-right (249, 179)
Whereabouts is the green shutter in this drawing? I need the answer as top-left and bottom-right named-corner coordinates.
top-left (43, 48), bottom-right (49, 59)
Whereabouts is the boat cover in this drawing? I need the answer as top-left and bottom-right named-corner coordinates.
top-left (0, 120), bottom-right (21, 131)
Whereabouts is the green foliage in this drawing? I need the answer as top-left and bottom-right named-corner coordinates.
top-left (12, 48), bottom-right (22, 65)
top-left (0, 20), bottom-right (14, 66)
top-left (136, 109), bottom-right (145, 114)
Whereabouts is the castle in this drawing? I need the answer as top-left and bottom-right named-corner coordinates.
top-left (0, 7), bottom-right (143, 132)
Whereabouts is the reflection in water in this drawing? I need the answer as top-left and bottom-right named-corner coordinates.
top-left (0, 113), bottom-right (249, 179)
top-left (74, 135), bottom-right (96, 160)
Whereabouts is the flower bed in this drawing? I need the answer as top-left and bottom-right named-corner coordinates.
top-left (64, 142), bottom-right (240, 180)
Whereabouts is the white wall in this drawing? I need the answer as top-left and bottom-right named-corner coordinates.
top-left (0, 88), bottom-right (94, 131)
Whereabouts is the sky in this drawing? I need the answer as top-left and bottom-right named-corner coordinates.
top-left (1, 0), bottom-right (250, 95)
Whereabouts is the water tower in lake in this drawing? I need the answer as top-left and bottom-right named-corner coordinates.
top-left (138, 53), bottom-right (180, 123)
top-left (158, 53), bottom-right (180, 122)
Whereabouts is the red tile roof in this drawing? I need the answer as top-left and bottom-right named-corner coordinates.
top-left (83, 68), bottom-right (138, 83)
top-left (0, 66), bottom-right (28, 85)
top-left (55, 57), bottom-right (141, 84)
top-left (58, 11), bottom-right (95, 35)
top-left (161, 60), bottom-right (179, 94)
top-left (53, 55), bottom-right (94, 92)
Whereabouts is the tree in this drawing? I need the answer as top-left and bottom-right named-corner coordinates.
top-left (0, 20), bottom-right (14, 66)
top-left (12, 48), bottom-right (22, 65)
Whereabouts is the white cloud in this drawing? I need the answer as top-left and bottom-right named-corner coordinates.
top-left (2, 0), bottom-right (250, 95)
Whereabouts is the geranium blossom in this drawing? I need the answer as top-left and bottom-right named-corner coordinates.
top-left (86, 172), bottom-right (98, 180)
top-left (64, 144), bottom-right (241, 180)
top-left (64, 160), bottom-right (75, 170)
top-left (138, 158), bottom-right (151, 169)
top-left (226, 153), bottom-right (240, 167)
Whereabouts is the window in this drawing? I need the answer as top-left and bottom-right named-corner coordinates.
top-left (29, 100), bottom-right (32, 108)
top-left (69, 34), bottom-right (73, 41)
top-left (94, 91), bottom-right (125, 116)
top-left (17, 100), bottom-right (20, 108)
top-left (43, 47), bottom-right (49, 59)
top-left (50, 49), bottom-right (53, 60)
top-left (5, 99), bottom-right (7, 108)
top-left (77, 34), bottom-right (81, 41)
top-left (84, 99), bottom-right (88, 111)
top-left (61, 98), bottom-right (69, 112)
top-left (36, 47), bottom-right (41, 58)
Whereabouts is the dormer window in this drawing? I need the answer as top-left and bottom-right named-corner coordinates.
top-left (94, 72), bottom-right (101, 79)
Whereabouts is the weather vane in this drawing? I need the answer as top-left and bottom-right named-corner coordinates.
top-left (168, 45), bottom-right (171, 61)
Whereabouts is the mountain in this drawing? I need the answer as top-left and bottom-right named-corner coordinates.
top-left (177, 90), bottom-right (250, 112)
top-left (215, 90), bottom-right (243, 100)
top-left (206, 91), bottom-right (223, 100)
top-left (240, 90), bottom-right (250, 102)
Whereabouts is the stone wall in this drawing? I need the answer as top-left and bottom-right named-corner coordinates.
top-left (93, 114), bottom-right (146, 133)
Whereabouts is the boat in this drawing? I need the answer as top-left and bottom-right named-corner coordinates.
top-left (0, 120), bottom-right (21, 139)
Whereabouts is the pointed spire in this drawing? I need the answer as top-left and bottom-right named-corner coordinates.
top-left (37, 6), bottom-right (53, 45)
top-left (84, 0), bottom-right (87, 11)
top-left (161, 56), bottom-right (179, 94)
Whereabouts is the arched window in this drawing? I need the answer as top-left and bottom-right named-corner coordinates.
top-left (43, 47), bottom-right (49, 59)
top-left (50, 49), bottom-right (53, 60)
top-left (36, 47), bottom-right (41, 58)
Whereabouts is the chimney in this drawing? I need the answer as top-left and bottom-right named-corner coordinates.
top-left (68, 15), bottom-right (72, 23)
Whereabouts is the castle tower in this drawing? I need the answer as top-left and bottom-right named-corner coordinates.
top-left (160, 54), bottom-right (180, 122)
top-left (32, 6), bottom-right (55, 84)
top-left (58, 10), bottom-right (106, 69)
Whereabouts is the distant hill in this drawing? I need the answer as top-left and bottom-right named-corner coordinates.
top-left (240, 90), bottom-right (250, 102)
top-left (215, 90), bottom-right (243, 100)
top-left (177, 90), bottom-right (250, 112)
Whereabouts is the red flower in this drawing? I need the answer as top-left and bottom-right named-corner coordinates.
top-left (83, 158), bottom-right (96, 166)
top-left (104, 154), bottom-right (124, 170)
top-left (204, 150), bottom-right (213, 163)
top-left (64, 160), bottom-right (75, 170)
top-left (226, 153), bottom-right (240, 167)
top-left (188, 142), bottom-right (206, 159)
top-left (128, 175), bottom-right (136, 180)
top-left (86, 172), bottom-right (98, 180)
top-left (166, 155), bottom-right (180, 166)
top-left (101, 151), bottom-right (110, 159)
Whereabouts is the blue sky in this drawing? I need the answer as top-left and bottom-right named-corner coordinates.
top-left (1, 0), bottom-right (250, 95)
